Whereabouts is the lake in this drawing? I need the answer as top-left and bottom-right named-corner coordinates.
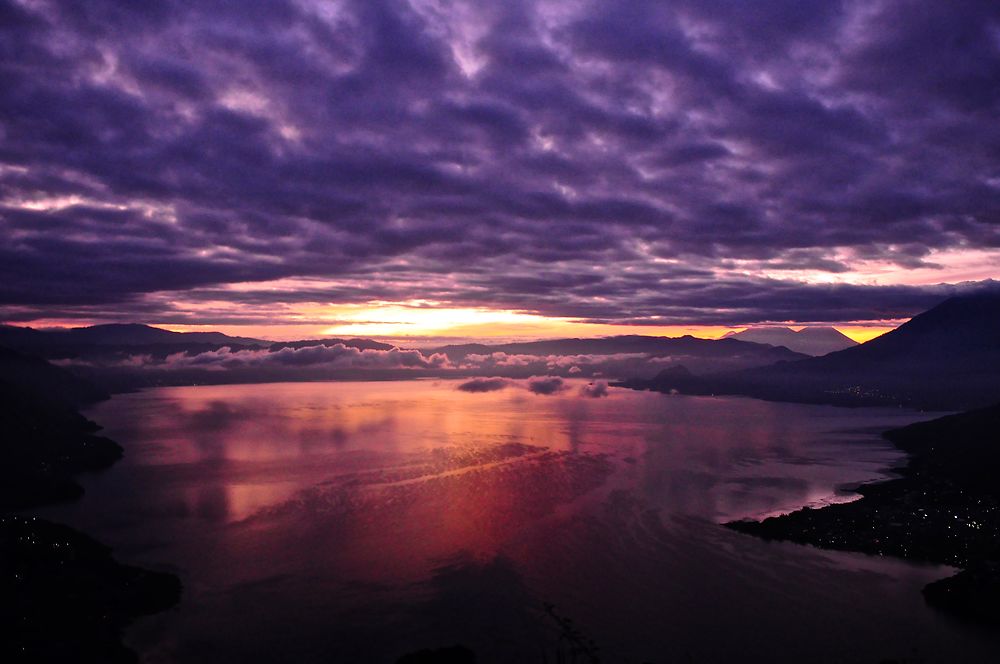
top-left (35, 380), bottom-right (1000, 662)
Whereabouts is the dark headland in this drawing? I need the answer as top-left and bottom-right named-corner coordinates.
top-left (729, 402), bottom-right (1000, 624)
top-left (1, 346), bottom-right (180, 662)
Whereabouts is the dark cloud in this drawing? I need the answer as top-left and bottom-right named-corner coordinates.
top-left (579, 380), bottom-right (610, 398)
top-left (457, 377), bottom-right (510, 393)
top-left (1, 0), bottom-right (998, 327)
top-left (527, 376), bottom-right (567, 396)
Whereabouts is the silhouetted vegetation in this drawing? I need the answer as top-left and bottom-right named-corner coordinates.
top-left (541, 603), bottom-right (602, 664)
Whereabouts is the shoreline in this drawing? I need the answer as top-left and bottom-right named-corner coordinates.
top-left (726, 403), bottom-right (1000, 624)
top-left (1, 358), bottom-right (182, 662)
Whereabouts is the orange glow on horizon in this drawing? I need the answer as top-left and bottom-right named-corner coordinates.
top-left (4, 276), bottom-right (917, 344)
top-left (13, 311), bottom-right (899, 347)
top-left (153, 312), bottom-right (900, 346)
top-left (150, 319), bottom-right (740, 344)
top-left (835, 326), bottom-right (895, 343)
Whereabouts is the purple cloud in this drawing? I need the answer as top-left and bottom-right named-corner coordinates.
top-left (527, 376), bottom-right (567, 395)
top-left (1, 0), bottom-right (998, 327)
top-left (579, 380), bottom-right (610, 398)
top-left (456, 377), bottom-right (511, 393)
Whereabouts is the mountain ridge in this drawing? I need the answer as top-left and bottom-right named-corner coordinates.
top-left (627, 289), bottom-right (1000, 409)
top-left (0, 323), bottom-right (268, 348)
top-left (435, 334), bottom-right (806, 361)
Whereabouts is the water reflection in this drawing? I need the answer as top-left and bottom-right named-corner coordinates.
top-left (34, 380), bottom-right (999, 663)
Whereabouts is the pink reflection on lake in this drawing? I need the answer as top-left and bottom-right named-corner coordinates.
top-left (34, 380), bottom-right (998, 663)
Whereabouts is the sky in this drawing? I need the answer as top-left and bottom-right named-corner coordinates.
top-left (1, 0), bottom-right (999, 342)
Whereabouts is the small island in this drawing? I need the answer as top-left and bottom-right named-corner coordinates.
top-left (728, 402), bottom-right (1000, 624)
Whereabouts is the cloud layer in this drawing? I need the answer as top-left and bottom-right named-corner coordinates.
top-left (2, 0), bottom-right (998, 327)
top-left (161, 343), bottom-right (449, 371)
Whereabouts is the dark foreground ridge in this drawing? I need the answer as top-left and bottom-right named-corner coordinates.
top-left (1, 514), bottom-right (181, 662)
top-left (1, 345), bottom-right (181, 662)
top-left (728, 402), bottom-right (1000, 624)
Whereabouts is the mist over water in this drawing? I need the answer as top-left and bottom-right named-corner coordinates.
top-left (36, 381), bottom-right (999, 663)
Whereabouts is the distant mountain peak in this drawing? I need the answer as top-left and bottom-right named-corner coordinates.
top-left (704, 289), bottom-right (1000, 409)
top-left (727, 326), bottom-right (856, 356)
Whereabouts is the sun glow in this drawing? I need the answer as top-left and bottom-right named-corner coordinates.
top-left (15, 300), bottom-right (897, 346)
top-left (320, 304), bottom-right (540, 337)
top-left (310, 303), bottom-right (745, 344)
top-left (10, 277), bottom-right (899, 344)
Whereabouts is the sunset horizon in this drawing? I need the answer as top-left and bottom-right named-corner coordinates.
top-left (7, 313), bottom-right (900, 345)
top-left (4, 1), bottom-right (999, 662)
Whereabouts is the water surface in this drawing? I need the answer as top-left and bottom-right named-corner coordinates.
top-left (37, 380), bottom-right (999, 662)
